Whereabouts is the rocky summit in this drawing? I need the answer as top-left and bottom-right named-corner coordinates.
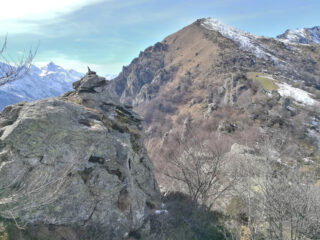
top-left (0, 70), bottom-right (160, 239)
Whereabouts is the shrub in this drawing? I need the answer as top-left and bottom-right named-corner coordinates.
top-left (150, 192), bottom-right (229, 240)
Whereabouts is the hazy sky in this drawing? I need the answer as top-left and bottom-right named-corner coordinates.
top-left (1, 0), bottom-right (319, 75)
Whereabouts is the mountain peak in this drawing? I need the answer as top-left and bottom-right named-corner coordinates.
top-left (200, 18), bottom-right (235, 30)
top-left (198, 17), bottom-right (269, 59)
top-left (199, 17), bottom-right (257, 37)
top-left (277, 26), bottom-right (320, 44)
top-left (46, 61), bottom-right (61, 71)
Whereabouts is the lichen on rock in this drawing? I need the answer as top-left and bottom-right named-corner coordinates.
top-left (0, 71), bottom-right (160, 239)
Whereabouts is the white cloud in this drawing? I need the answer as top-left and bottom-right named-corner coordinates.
top-left (0, 0), bottom-right (108, 21)
top-left (0, 0), bottom-right (110, 34)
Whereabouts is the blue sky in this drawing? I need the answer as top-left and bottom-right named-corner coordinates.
top-left (1, 0), bottom-right (319, 75)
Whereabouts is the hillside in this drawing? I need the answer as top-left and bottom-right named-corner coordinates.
top-left (105, 19), bottom-right (320, 238)
top-left (108, 17), bottom-right (320, 187)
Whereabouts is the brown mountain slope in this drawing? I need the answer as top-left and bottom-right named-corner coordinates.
top-left (110, 18), bottom-right (320, 105)
top-left (108, 18), bottom-right (320, 188)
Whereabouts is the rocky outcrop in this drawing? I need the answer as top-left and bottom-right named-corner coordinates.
top-left (218, 120), bottom-right (238, 133)
top-left (109, 42), bottom-right (170, 106)
top-left (0, 71), bottom-right (160, 239)
top-left (223, 74), bottom-right (250, 106)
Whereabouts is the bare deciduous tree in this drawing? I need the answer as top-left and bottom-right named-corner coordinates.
top-left (260, 166), bottom-right (320, 240)
top-left (235, 139), bottom-right (320, 240)
top-left (0, 35), bottom-right (37, 86)
top-left (164, 132), bottom-right (238, 209)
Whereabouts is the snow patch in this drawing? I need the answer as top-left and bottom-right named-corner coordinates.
top-left (155, 210), bottom-right (168, 215)
top-left (39, 69), bottom-right (48, 77)
top-left (135, 210), bottom-right (144, 221)
top-left (277, 82), bottom-right (316, 105)
top-left (303, 157), bottom-right (314, 164)
top-left (154, 202), bottom-right (168, 215)
top-left (286, 29), bottom-right (306, 42)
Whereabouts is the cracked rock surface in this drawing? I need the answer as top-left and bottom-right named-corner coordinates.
top-left (0, 71), bottom-right (160, 240)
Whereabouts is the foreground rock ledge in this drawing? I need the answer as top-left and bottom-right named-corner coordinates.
top-left (0, 72), bottom-right (160, 240)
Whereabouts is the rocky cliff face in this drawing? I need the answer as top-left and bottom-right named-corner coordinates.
top-left (0, 71), bottom-right (160, 239)
top-left (109, 42), bottom-right (169, 106)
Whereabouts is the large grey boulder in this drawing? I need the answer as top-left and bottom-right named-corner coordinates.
top-left (0, 72), bottom-right (160, 239)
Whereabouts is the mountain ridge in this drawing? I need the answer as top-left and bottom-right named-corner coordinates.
top-left (277, 26), bottom-right (320, 44)
top-left (0, 62), bottom-right (84, 110)
top-left (201, 17), bottom-right (320, 46)
top-left (109, 18), bottom-right (320, 106)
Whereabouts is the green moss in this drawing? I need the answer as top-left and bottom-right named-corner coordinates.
top-left (301, 143), bottom-right (317, 153)
top-left (68, 97), bottom-right (82, 105)
top-left (0, 219), bottom-right (25, 240)
top-left (226, 197), bottom-right (247, 223)
top-left (247, 72), bottom-right (279, 91)
top-left (115, 109), bottom-right (130, 124)
top-left (130, 133), bottom-right (140, 154)
top-left (0, 220), bottom-right (9, 240)
top-left (0, 230), bottom-right (8, 240)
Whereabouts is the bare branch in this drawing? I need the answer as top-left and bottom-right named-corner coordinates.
top-left (0, 35), bottom-right (38, 86)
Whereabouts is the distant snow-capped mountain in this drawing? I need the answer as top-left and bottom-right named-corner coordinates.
top-left (105, 73), bottom-right (117, 80)
top-left (201, 18), bottom-right (320, 47)
top-left (0, 62), bottom-right (84, 110)
top-left (277, 26), bottom-right (320, 44)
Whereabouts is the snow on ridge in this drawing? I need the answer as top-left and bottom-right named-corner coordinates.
top-left (39, 62), bottom-right (84, 81)
top-left (309, 27), bottom-right (320, 44)
top-left (277, 82), bottom-right (316, 105)
top-left (200, 18), bottom-right (271, 59)
top-left (105, 73), bottom-right (117, 80)
top-left (200, 18), bottom-right (320, 61)
top-left (277, 26), bottom-right (320, 44)
top-left (282, 29), bottom-right (309, 44)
